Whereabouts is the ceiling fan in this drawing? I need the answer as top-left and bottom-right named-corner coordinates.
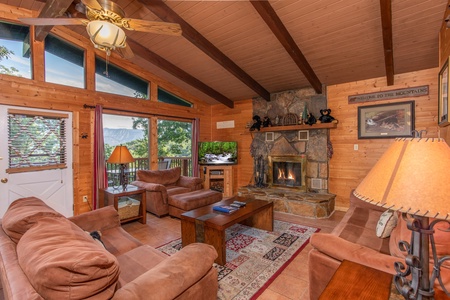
top-left (19, 0), bottom-right (182, 59)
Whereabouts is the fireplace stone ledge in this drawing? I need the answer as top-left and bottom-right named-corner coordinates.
top-left (238, 186), bottom-right (335, 219)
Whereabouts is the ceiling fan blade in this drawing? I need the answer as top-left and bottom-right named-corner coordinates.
top-left (124, 19), bottom-right (182, 36)
top-left (116, 43), bottom-right (134, 59)
top-left (80, 0), bottom-right (103, 11)
top-left (19, 18), bottom-right (86, 26)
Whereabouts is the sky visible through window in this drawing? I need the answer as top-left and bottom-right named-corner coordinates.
top-left (1, 39), bottom-right (31, 78)
top-left (45, 51), bottom-right (84, 89)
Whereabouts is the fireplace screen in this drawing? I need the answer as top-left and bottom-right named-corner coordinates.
top-left (273, 162), bottom-right (302, 187)
top-left (268, 155), bottom-right (306, 191)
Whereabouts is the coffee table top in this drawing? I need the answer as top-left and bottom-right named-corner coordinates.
top-left (180, 196), bottom-right (273, 230)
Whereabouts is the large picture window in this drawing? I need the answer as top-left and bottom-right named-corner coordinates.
top-left (7, 109), bottom-right (68, 173)
top-left (0, 21), bottom-right (31, 78)
top-left (45, 35), bottom-right (85, 88)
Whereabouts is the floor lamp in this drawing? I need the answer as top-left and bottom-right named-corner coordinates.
top-left (353, 137), bottom-right (450, 300)
top-left (107, 145), bottom-right (135, 191)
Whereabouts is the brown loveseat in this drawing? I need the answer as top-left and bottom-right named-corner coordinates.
top-left (132, 167), bottom-right (203, 217)
top-left (308, 190), bottom-right (450, 300)
top-left (0, 197), bottom-right (218, 300)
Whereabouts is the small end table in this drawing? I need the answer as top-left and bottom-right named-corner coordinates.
top-left (99, 185), bottom-right (146, 224)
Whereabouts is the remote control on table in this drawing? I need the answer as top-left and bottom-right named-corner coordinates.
top-left (233, 201), bottom-right (246, 207)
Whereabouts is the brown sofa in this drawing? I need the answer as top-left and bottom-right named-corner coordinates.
top-left (0, 197), bottom-right (218, 300)
top-left (308, 190), bottom-right (450, 300)
top-left (131, 167), bottom-right (203, 217)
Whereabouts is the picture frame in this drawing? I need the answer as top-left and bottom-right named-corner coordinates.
top-left (357, 101), bottom-right (415, 139)
top-left (438, 57), bottom-right (450, 127)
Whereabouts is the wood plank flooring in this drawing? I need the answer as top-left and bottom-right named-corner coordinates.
top-left (122, 210), bottom-right (345, 300)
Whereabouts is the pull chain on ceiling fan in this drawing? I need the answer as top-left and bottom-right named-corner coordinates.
top-left (19, 0), bottom-right (182, 60)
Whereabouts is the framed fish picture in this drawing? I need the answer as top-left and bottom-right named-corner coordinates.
top-left (357, 101), bottom-right (415, 139)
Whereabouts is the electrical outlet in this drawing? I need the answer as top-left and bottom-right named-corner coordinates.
top-left (354, 144), bottom-right (359, 151)
top-left (83, 195), bottom-right (88, 203)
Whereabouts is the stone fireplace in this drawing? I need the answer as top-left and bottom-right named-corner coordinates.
top-left (268, 155), bottom-right (306, 191)
top-left (238, 87), bottom-right (335, 218)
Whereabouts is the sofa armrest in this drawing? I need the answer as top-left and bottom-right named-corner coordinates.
top-left (69, 206), bottom-right (120, 232)
top-left (310, 233), bottom-right (399, 275)
top-left (177, 176), bottom-right (203, 190)
top-left (131, 181), bottom-right (166, 192)
top-left (112, 243), bottom-right (218, 300)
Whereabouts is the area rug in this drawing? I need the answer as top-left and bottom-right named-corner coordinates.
top-left (156, 220), bottom-right (319, 300)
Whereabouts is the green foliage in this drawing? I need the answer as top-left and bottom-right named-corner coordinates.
top-left (157, 120), bottom-right (192, 157)
top-left (0, 46), bottom-right (21, 76)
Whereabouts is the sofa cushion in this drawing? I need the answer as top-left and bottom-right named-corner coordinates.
top-left (2, 197), bottom-right (64, 243)
top-left (376, 210), bottom-right (398, 238)
top-left (17, 217), bottom-right (120, 300)
top-left (137, 167), bottom-right (181, 186)
top-left (166, 186), bottom-right (191, 196)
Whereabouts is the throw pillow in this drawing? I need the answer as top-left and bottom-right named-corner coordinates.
top-left (17, 217), bottom-right (119, 299)
top-left (2, 197), bottom-right (64, 243)
top-left (376, 210), bottom-right (398, 238)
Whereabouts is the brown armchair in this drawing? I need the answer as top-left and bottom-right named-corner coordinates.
top-left (131, 167), bottom-right (203, 217)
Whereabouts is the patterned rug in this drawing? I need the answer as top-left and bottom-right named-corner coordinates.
top-left (156, 220), bottom-right (319, 300)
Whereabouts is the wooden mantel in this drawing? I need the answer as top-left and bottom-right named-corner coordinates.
top-left (252, 122), bottom-right (337, 133)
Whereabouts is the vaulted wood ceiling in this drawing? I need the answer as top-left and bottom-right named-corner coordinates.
top-left (2, 0), bottom-right (447, 108)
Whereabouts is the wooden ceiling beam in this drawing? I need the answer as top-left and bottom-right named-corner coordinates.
top-left (380, 0), bottom-right (394, 85)
top-left (127, 38), bottom-right (234, 108)
top-left (33, 0), bottom-right (74, 41)
top-left (250, 0), bottom-right (322, 94)
top-left (139, 0), bottom-right (271, 102)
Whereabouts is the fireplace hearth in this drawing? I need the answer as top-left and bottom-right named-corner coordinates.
top-left (268, 155), bottom-right (306, 191)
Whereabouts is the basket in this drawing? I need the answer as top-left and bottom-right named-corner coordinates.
top-left (118, 197), bottom-right (140, 220)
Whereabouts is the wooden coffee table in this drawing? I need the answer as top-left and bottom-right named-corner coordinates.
top-left (180, 196), bottom-right (273, 265)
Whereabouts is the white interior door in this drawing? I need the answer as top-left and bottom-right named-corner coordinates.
top-left (0, 106), bottom-right (73, 217)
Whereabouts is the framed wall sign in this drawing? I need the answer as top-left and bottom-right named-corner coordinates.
top-left (357, 101), bottom-right (415, 139)
top-left (438, 57), bottom-right (450, 127)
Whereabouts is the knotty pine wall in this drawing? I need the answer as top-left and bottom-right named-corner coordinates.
top-left (210, 100), bottom-right (253, 194)
top-left (439, 1), bottom-right (450, 144)
top-left (210, 68), bottom-right (439, 210)
top-left (328, 68), bottom-right (439, 210)
top-left (0, 4), bottom-right (212, 215)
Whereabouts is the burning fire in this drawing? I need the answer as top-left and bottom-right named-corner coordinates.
top-left (278, 169), bottom-right (295, 180)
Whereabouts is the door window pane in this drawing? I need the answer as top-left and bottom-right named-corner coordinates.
top-left (0, 21), bottom-right (31, 78)
top-left (45, 35), bottom-right (85, 88)
top-left (96, 57), bottom-right (148, 99)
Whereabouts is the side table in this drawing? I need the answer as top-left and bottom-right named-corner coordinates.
top-left (99, 185), bottom-right (146, 224)
top-left (319, 260), bottom-right (392, 300)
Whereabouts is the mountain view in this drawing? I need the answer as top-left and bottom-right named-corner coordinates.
top-left (103, 128), bottom-right (145, 146)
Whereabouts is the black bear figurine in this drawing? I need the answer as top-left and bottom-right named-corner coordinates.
top-left (304, 113), bottom-right (316, 126)
top-left (318, 109), bottom-right (337, 123)
top-left (250, 115), bottom-right (262, 131)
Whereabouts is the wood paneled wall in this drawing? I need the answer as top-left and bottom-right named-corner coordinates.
top-left (328, 68), bottom-right (439, 209)
top-left (439, 0), bottom-right (450, 143)
top-left (209, 69), bottom-right (439, 211)
top-left (210, 100), bottom-right (253, 194)
top-left (0, 4), bottom-right (212, 215)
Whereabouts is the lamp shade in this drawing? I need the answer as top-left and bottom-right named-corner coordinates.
top-left (107, 146), bottom-right (134, 164)
top-left (353, 138), bottom-right (450, 220)
top-left (86, 20), bottom-right (126, 52)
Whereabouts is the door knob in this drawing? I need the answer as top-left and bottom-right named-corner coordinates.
top-left (1, 178), bottom-right (7, 183)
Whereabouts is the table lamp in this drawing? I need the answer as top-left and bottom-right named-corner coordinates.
top-left (107, 145), bottom-right (135, 191)
top-left (353, 137), bottom-right (450, 300)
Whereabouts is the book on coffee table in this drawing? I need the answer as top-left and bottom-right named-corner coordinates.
top-left (213, 205), bottom-right (238, 214)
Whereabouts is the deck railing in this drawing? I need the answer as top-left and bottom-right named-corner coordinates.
top-left (106, 157), bottom-right (193, 186)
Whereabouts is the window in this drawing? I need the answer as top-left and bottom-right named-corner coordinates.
top-left (95, 57), bottom-right (149, 99)
top-left (158, 88), bottom-right (192, 107)
top-left (0, 21), bottom-right (31, 78)
top-left (103, 114), bottom-right (149, 185)
top-left (45, 35), bottom-right (85, 88)
top-left (7, 109), bottom-right (68, 173)
top-left (158, 119), bottom-right (193, 175)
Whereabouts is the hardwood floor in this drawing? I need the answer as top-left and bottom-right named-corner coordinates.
top-left (122, 209), bottom-right (345, 300)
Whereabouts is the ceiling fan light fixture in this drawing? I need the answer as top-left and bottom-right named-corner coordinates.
top-left (86, 20), bottom-right (126, 55)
